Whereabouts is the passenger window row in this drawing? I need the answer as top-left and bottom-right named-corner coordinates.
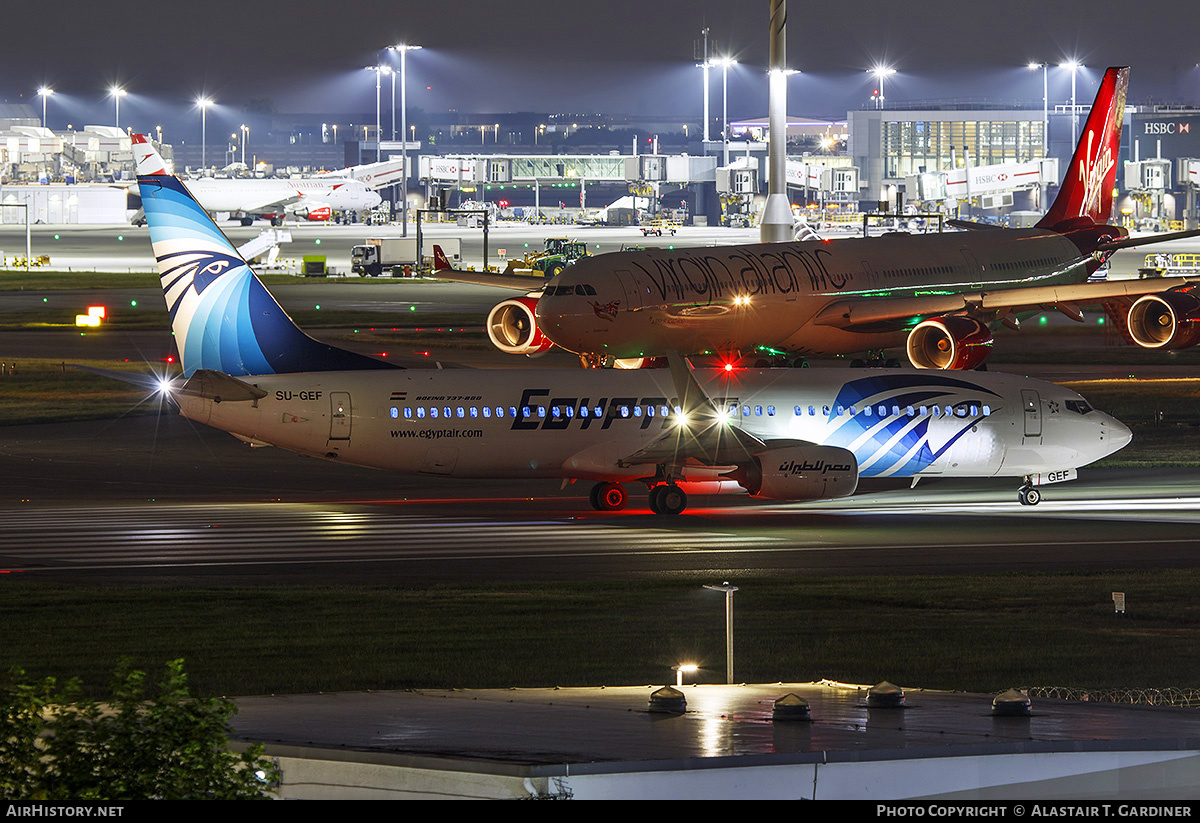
top-left (390, 403), bottom-right (686, 421)
top-left (387, 402), bottom-right (992, 421)
top-left (992, 258), bottom-right (1055, 271)
top-left (790, 403), bottom-right (990, 418)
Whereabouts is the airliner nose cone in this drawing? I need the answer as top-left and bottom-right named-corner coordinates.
top-left (1109, 417), bottom-right (1133, 451)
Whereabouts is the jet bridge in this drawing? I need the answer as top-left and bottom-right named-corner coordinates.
top-left (905, 158), bottom-right (1059, 211)
top-left (418, 154), bottom-right (718, 187)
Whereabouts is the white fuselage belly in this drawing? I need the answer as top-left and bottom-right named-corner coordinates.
top-left (538, 230), bottom-right (1089, 357)
top-left (175, 368), bottom-right (1125, 485)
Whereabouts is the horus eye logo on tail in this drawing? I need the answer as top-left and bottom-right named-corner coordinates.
top-left (158, 250), bottom-right (246, 318)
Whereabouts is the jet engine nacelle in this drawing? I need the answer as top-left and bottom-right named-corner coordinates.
top-left (1127, 290), bottom-right (1200, 350)
top-left (486, 295), bottom-right (557, 356)
top-left (906, 316), bottom-right (993, 370)
top-left (289, 201), bottom-right (332, 221)
top-left (732, 444), bottom-right (859, 501)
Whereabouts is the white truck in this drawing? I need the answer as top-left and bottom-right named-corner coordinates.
top-left (350, 238), bottom-right (417, 277)
top-left (351, 237), bottom-right (462, 277)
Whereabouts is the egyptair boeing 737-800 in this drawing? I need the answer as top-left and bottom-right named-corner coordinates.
top-left (131, 134), bottom-right (380, 225)
top-left (93, 166), bottom-right (1132, 516)
top-left (435, 67), bottom-right (1200, 371)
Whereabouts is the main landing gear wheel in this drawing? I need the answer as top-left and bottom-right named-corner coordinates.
top-left (590, 482), bottom-right (628, 511)
top-left (1017, 486), bottom-right (1041, 506)
top-left (648, 484), bottom-right (688, 516)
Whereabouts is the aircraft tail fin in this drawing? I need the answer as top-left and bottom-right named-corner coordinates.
top-left (131, 133), bottom-right (169, 176)
top-left (1037, 67), bottom-right (1129, 231)
top-left (432, 244), bottom-right (452, 272)
top-left (138, 173), bottom-right (398, 377)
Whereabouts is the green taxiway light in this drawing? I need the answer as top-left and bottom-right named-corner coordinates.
top-left (1039, 316), bottom-right (1047, 324)
top-left (117, 235), bottom-right (124, 241)
top-left (1098, 317), bottom-right (1105, 324)
top-left (53, 234), bottom-right (59, 240)
top-left (315, 305), bottom-right (321, 310)
top-left (314, 239), bottom-right (322, 245)
top-left (130, 300), bottom-right (137, 307)
top-left (410, 306), bottom-right (416, 311)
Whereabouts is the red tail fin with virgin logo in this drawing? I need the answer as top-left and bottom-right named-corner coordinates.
top-left (1037, 67), bottom-right (1129, 231)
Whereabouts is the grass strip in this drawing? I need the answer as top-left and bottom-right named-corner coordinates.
top-left (0, 572), bottom-right (1193, 698)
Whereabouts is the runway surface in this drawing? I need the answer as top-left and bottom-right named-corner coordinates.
top-left (2, 415), bottom-right (1198, 584)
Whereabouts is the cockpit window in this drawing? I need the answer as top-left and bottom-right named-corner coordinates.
top-left (1065, 400), bottom-right (1093, 415)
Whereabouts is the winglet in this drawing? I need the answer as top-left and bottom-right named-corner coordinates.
top-left (665, 351), bottom-right (715, 418)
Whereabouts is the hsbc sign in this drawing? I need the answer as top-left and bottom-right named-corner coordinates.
top-left (1145, 122), bottom-right (1193, 135)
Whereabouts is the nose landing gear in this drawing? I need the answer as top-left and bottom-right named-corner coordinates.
top-left (1017, 484), bottom-right (1041, 506)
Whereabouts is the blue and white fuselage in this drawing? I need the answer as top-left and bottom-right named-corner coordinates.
top-left (177, 366), bottom-right (1127, 483)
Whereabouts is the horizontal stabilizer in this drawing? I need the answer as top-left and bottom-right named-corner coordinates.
top-left (177, 369), bottom-right (268, 402)
top-left (431, 244), bottom-right (549, 290)
top-left (1096, 227), bottom-right (1200, 251)
top-left (946, 219), bottom-right (1002, 231)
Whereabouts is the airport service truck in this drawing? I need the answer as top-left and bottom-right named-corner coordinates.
top-left (351, 237), bottom-right (462, 276)
top-left (351, 238), bottom-right (417, 277)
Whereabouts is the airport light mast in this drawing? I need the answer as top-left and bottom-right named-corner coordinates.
top-left (391, 43), bottom-right (422, 238)
top-left (760, 0), bottom-right (794, 243)
top-left (365, 64), bottom-right (389, 166)
top-left (37, 87), bottom-right (53, 129)
top-left (720, 56), bottom-right (737, 167)
top-left (869, 65), bottom-right (896, 110)
top-left (1060, 60), bottom-right (1083, 140)
top-left (698, 26), bottom-right (711, 143)
top-left (1029, 62), bottom-right (1049, 162)
top-left (196, 97), bottom-right (213, 171)
top-left (110, 85), bottom-right (127, 130)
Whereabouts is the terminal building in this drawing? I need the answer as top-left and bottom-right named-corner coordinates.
top-left (4, 94), bottom-right (1199, 229)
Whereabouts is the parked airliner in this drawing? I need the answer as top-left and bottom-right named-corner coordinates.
top-left (131, 134), bottom-right (381, 225)
top-left (435, 67), bottom-right (1200, 370)
top-left (112, 168), bottom-right (1130, 515)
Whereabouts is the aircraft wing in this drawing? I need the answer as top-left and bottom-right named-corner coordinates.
top-left (237, 193), bottom-right (303, 214)
top-left (616, 352), bottom-right (765, 467)
top-left (618, 420), bottom-right (765, 467)
top-left (813, 276), bottom-right (1199, 330)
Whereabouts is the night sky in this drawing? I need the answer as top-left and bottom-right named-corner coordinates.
top-left (3, 0), bottom-right (1196, 132)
